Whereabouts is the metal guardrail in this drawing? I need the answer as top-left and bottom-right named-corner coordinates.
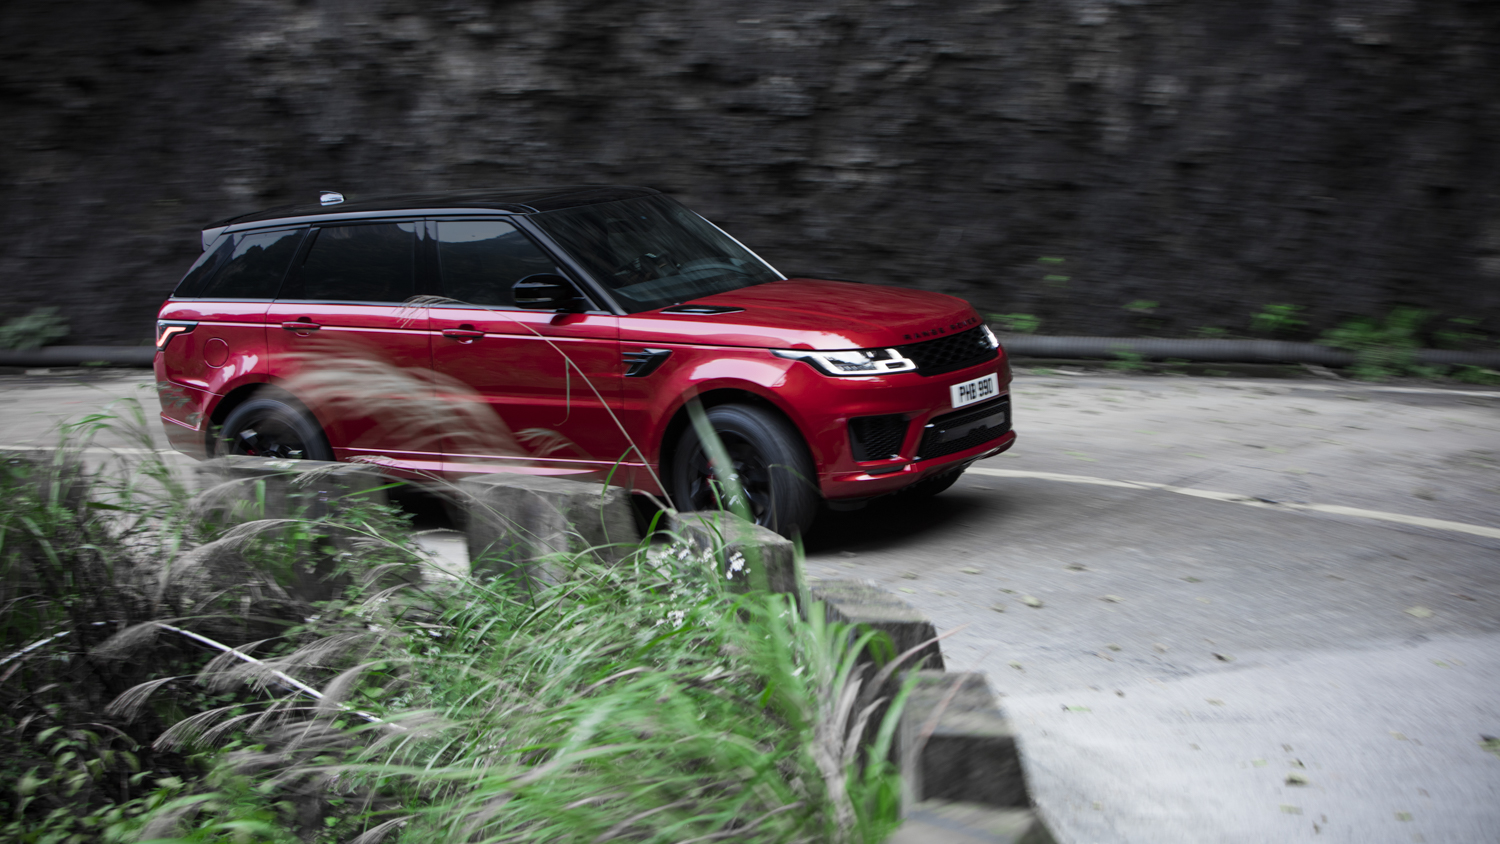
top-left (1, 340), bottom-right (1496, 370)
top-left (0, 346), bottom-right (155, 368)
top-left (999, 336), bottom-right (1500, 368)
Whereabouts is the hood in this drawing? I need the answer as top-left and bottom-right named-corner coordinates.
top-left (617, 278), bottom-right (983, 350)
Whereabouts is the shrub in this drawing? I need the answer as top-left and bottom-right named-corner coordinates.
top-left (0, 307), bottom-right (69, 350)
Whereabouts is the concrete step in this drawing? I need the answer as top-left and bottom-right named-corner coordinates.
top-left (889, 801), bottom-right (1056, 844)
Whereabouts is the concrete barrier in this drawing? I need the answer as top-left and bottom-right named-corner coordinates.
top-left (806, 578), bottom-right (1055, 844)
top-left (193, 457), bottom-right (390, 528)
top-left (810, 579), bottom-right (945, 670)
top-left (459, 473), bottom-right (639, 584)
top-left (667, 510), bottom-right (799, 594)
top-left (898, 671), bottom-right (1027, 808)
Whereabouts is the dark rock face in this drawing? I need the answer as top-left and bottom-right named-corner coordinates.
top-left (2, 0), bottom-right (1497, 344)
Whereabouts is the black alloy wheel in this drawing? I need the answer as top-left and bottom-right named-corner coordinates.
top-left (218, 396), bottom-right (333, 461)
top-left (670, 404), bottom-right (819, 538)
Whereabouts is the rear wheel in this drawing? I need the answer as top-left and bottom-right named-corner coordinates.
top-left (218, 396), bottom-right (333, 461)
top-left (670, 404), bottom-right (819, 537)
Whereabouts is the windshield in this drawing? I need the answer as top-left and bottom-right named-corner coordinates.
top-left (532, 195), bottom-right (782, 313)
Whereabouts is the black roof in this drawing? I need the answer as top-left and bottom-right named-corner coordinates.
top-left (210, 185), bottom-right (661, 228)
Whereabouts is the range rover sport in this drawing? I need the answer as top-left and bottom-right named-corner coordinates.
top-left (154, 186), bottom-right (1015, 535)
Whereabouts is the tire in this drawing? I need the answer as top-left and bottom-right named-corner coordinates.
top-left (218, 396), bottom-right (333, 461)
top-left (900, 467), bottom-right (964, 500)
top-left (670, 404), bottom-right (819, 537)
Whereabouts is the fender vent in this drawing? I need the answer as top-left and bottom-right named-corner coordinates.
top-left (623, 348), bottom-right (672, 377)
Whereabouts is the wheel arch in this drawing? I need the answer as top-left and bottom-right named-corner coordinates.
top-left (205, 381), bottom-right (325, 457)
top-left (657, 388), bottom-right (818, 504)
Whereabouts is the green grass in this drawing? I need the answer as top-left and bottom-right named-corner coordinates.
top-left (2, 399), bottom-right (918, 844)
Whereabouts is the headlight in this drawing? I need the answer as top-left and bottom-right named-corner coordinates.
top-left (774, 347), bottom-right (917, 376)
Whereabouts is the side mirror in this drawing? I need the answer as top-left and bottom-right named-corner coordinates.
top-left (513, 274), bottom-right (582, 311)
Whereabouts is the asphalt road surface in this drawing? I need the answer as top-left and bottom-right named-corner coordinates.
top-left (3, 367), bottom-right (1498, 843)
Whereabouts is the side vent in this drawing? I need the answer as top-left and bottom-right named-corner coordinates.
top-left (849, 414), bottom-right (909, 462)
top-left (623, 348), bottom-right (672, 377)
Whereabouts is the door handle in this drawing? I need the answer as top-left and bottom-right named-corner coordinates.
top-left (442, 329), bottom-right (485, 340)
top-left (281, 320), bottom-right (321, 331)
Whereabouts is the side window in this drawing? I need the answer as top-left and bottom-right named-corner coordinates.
top-left (175, 229), bottom-right (304, 299)
top-left (296, 222), bottom-right (416, 303)
top-left (435, 220), bottom-right (558, 308)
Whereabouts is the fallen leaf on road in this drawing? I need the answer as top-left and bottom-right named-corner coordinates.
top-left (1022, 595), bottom-right (1044, 608)
top-left (1480, 736), bottom-right (1500, 758)
top-left (989, 604), bottom-right (1006, 613)
top-left (1102, 594), bottom-right (1124, 603)
top-left (1009, 661), bottom-right (1024, 671)
top-left (961, 567), bottom-right (981, 574)
top-left (1391, 732), bottom-right (1408, 741)
top-left (1106, 643), bottom-right (1122, 651)
top-left (1196, 597), bottom-right (1213, 604)
top-left (901, 572), bottom-right (919, 579)
top-left (1096, 652), bottom-right (1114, 662)
top-left (1184, 576), bottom-right (1203, 583)
top-left (1395, 812), bottom-right (1412, 822)
top-left (1252, 759), bottom-right (1267, 767)
top-left (1063, 705), bottom-right (1091, 713)
top-left (1405, 606), bottom-right (1434, 619)
top-left (1066, 563), bottom-right (1087, 571)
top-left (1213, 652), bottom-right (1235, 662)
top-left (1285, 773), bottom-right (1308, 786)
top-left (1000, 588), bottom-right (1016, 594)
top-left (898, 587), bottom-right (916, 594)
top-left (1280, 805), bottom-right (1302, 815)
top-left (1154, 643), bottom-right (1168, 653)
top-left (1207, 699), bottom-right (1225, 706)
top-left (1432, 660), bottom-right (1450, 668)
top-left (1289, 759), bottom-right (1304, 769)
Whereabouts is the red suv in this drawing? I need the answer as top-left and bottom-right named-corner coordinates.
top-left (154, 186), bottom-right (1014, 534)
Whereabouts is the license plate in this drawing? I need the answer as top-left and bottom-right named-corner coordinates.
top-left (950, 373), bottom-right (999, 409)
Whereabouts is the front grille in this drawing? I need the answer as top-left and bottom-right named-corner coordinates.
top-left (898, 327), bottom-right (998, 376)
top-left (917, 396), bottom-right (1010, 460)
top-left (849, 414), bottom-right (908, 462)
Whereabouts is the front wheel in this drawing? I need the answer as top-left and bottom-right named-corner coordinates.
top-left (218, 396), bottom-right (333, 461)
top-left (670, 404), bottom-right (819, 538)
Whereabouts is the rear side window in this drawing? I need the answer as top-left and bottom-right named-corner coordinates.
top-left (293, 222), bottom-right (416, 303)
top-left (435, 220), bottom-right (557, 307)
top-left (174, 228), bottom-right (304, 299)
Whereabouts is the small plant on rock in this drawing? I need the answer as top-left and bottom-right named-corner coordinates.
top-left (988, 313), bottom-right (1041, 334)
top-left (1250, 304), bottom-right (1307, 336)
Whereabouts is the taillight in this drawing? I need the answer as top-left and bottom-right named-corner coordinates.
top-left (155, 320), bottom-right (197, 350)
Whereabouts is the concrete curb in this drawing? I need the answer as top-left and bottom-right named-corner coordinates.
top-left (808, 578), bottom-right (1057, 844)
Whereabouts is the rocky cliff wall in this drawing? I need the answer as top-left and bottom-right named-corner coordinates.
top-left (2, 0), bottom-right (1497, 345)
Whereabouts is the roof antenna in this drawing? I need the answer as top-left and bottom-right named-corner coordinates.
top-left (320, 191), bottom-right (345, 206)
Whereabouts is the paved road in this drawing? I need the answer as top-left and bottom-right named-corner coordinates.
top-left (4, 367), bottom-right (1499, 842)
top-left (801, 370), bottom-right (1500, 843)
